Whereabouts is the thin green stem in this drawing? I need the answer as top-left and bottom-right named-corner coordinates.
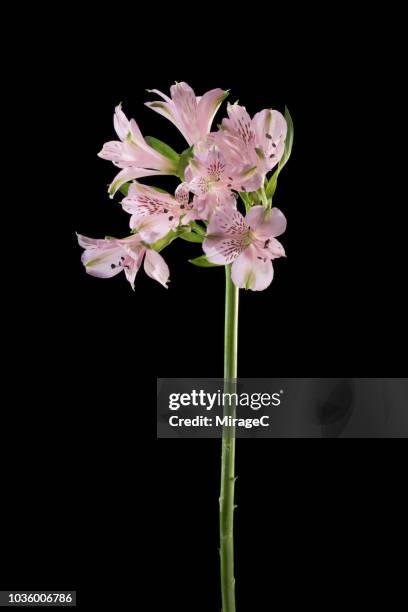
top-left (220, 264), bottom-right (239, 612)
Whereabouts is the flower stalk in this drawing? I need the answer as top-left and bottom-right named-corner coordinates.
top-left (220, 264), bottom-right (239, 612)
top-left (77, 82), bottom-right (293, 612)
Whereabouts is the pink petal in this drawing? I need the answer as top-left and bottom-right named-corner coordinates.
top-left (122, 182), bottom-right (178, 214)
top-left (126, 117), bottom-right (175, 169)
top-left (145, 99), bottom-right (179, 128)
top-left (252, 109), bottom-right (287, 152)
top-left (77, 234), bottom-right (109, 249)
top-left (226, 102), bottom-right (255, 145)
top-left (146, 88), bottom-right (173, 104)
top-left (180, 209), bottom-right (200, 225)
top-left (124, 253), bottom-right (144, 290)
top-left (245, 206), bottom-right (287, 238)
top-left (212, 130), bottom-right (248, 167)
top-left (98, 140), bottom-right (126, 163)
top-left (99, 138), bottom-right (172, 172)
top-left (205, 147), bottom-right (227, 182)
top-left (143, 249), bottom-right (169, 287)
top-left (203, 208), bottom-right (249, 264)
top-left (230, 164), bottom-right (263, 192)
top-left (113, 103), bottom-right (131, 141)
top-left (197, 88), bottom-right (228, 137)
top-left (128, 119), bottom-right (162, 161)
top-left (252, 109), bottom-right (287, 172)
top-left (175, 182), bottom-right (190, 207)
top-left (231, 245), bottom-right (274, 291)
top-left (184, 156), bottom-right (210, 195)
top-left (109, 168), bottom-right (165, 197)
top-left (194, 193), bottom-right (219, 221)
top-left (81, 244), bottom-right (125, 279)
top-left (127, 133), bottom-right (174, 169)
top-left (146, 83), bottom-right (199, 145)
top-left (78, 234), bottom-right (147, 287)
top-left (207, 206), bottom-right (248, 237)
top-left (128, 117), bottom-right (149, 148)
top-left (122, 183), bottom-right (181, 239)
top-left (203, 233), bottom-right (247, 264)
top-left (118, 235), bottom-right (144, 258)
top-left (131, 213), bottom-right (177, 242)
top-left (169, 82), bottom-right (200, 145)
top-left (112, 105), bottom-right (158, 156)
top-left (268, 207), bottom-right (287, 237)
top-left (170, 82), bottom-right (197, 115)
top-left (265, 237), bottom-right (286, 258)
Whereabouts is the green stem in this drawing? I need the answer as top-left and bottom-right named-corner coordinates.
top-left (220, 265), bottom-right (239, 612)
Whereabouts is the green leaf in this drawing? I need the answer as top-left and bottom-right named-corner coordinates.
top-left (278, 106), bottom-right (294, 171)
top-left (145, 136), bottom-right (180, 164)
top-left (179, 231), bottom-right (204, 243)
top-left (177, 146), bottom-right (194, 180)
top-left (189, 255), bottom-right (221, 267)
top-left (265, 106), bottom-right (294, 200)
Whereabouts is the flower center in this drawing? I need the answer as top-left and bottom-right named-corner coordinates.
top-left (244, 230), bottom-right (254, 247)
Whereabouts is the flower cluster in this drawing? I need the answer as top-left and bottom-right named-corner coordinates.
top-left (78, 82), bottom-right (292, 290)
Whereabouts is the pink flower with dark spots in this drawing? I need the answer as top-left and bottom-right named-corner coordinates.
top-left (121, 182), bottom-right (196, 242)
top-left (145, 82), bottom-right (229, 146)
top-left (77, 233), bottom-right (169, 290)
top-left (98, 104), bottom-right (177, 196)
top-left (184, 146), bottom-right (261, 220)
top-left (212, 102), bottom-right (287, 179)
top-left (203, 205), bottom-right (287, 291)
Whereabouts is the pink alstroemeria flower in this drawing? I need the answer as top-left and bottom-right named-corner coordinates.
top-left (213, 102), bottom-right (287, 178)
top-left (77, 233), bottom-right (169, 289)
top-left (121, 182), bottom-right (195, 242)
top-left (184, 146), bottom-right (262, 221)
top-left (203, 205), bottom-right (287, 291)
top-left (145, 82), bottom-right (229, 146)
top-left (98, 104), bottom-right (177, 196)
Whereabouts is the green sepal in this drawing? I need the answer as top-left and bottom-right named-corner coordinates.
top-left (150, 230), bottom-right (180, 252)
top-left (239, 191), bottom-right (251, 212)
top-left (189, 255), bottom-right (221, 267)
top-left (190, 221), bottom-right (206, 235)
top-left (179, 231), bottom-right (204, 243)
top-left (177, 146), bottom-right (194, 180)
top-left (119, 183), bottom-right (130, 196)
top-left (265, 106), bottom-right (294, 200)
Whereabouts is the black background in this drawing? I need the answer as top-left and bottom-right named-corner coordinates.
top-left (2, 6), bottom-right (407, 610)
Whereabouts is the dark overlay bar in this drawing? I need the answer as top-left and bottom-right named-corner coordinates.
top-left (0, 592), bottom-right (76, 607)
